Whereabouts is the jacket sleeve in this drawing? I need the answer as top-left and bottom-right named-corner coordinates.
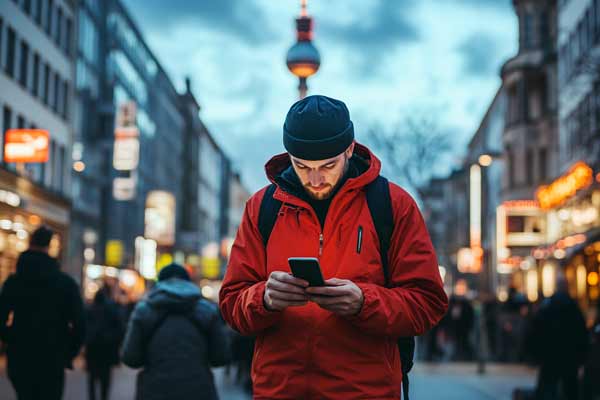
top-left (206, 310), bottom-right (232, 367)
top-left (346, 184), bottom-right (448, 337)
top-left (121, 302), bottom-right (149, 368)
top-left (66, 277), bottom-right (86, 361)
top-left (219, 189), bottom-right (283, 335)
top-left (0, 278), bottom-right (14, 342)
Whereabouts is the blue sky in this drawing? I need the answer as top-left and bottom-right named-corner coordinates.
top-left (121, 0), bottom-right (517, 193)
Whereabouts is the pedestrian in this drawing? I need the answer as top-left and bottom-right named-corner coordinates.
top-left (528, 274), bottom-right (588, 400)
top-left (121, 263), bottom-right (231, 400)
top-left (85, 285), bottom-right (124, 400)
top-left (219, 95), bottom-right (449, 399)
top-left (447, 294), bottom-right (475, 361)
top-left (0, 226), bottom-right (85, 400)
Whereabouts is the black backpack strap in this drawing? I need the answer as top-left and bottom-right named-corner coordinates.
top-left (258, 184), bottom-right (283, 246)
top-left (365, 176), bottom-right (394, 286)
top-left (366, 176), bottom-right (414, 400)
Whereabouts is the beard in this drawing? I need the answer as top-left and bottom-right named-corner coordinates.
top-left (303, 155), bottom-right (350, 200)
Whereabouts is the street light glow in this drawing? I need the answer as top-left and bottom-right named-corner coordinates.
top-left (478, 154), bottom-right (493, 167)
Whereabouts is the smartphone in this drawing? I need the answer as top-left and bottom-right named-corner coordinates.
top-left (288, 257), bottom-right (325, 287)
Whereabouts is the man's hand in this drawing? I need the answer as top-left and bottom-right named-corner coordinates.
top-left (263, 271), bottom-right (309, 311)
top-left (305, 278), bottom-right (364, 316)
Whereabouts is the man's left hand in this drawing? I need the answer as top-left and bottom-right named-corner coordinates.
top-left (305, 278), bottom-right (364, 316)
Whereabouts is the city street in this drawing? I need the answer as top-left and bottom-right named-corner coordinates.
top-left (0, 358), bottom-right (537, 400)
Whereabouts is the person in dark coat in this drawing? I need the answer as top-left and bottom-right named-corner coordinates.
top-left (121, 263), bottom-right (231, 400)
top-left (583, 301), bottom-right (600, 400)
top-left (85, 285), bottom-right (124, 400)
top-left (528, 275), bottom-right (588, 400)
top-left (0, 226), bottom-right (85, 400)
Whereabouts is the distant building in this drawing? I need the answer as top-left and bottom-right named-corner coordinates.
top-left (0, 0), bottom-right (75, 282)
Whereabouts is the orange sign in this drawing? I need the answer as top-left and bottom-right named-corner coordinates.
top-left (536, 162), bottom-right (593, 210)
top-left (4, 129), bottom-right (49, 163)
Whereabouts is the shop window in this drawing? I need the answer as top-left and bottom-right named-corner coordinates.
top-left (19, 40), bottom-right (29, 88)
top-left (6, 26), bottom-right (16, 78)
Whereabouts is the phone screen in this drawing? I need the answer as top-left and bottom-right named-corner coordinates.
top-left (288, 257), bottom-right (325, 287)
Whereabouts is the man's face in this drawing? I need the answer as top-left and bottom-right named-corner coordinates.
top-left (290, 143), bottom-right (354, 200)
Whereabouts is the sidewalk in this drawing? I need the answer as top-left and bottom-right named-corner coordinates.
top-left (0, 358), bottom-right (535, 400)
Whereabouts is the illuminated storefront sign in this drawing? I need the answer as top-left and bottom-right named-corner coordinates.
top-left (113, 127), bottom-right (140, 171)
top-left (105, 240), bottom-right (124, 267)
top-left (536, 162), bottom-right (593, 210)
top-left (4, 129), bottom-right (49, 163)
top-left (0, 189), bottom-right (21, 207)
top-left (144, 191), bottom-right (176, 246)
top-left (134, 236), bottom-right (157, 280)
top-left (113, 173), bottom-right (137, 201)
top-left (468, 165), bottom-right (483, 273)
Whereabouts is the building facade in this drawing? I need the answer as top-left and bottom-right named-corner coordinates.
top-left (497, 0), bottom-right (559, 299)
top-left (0, 0), bottom-right (75, 282)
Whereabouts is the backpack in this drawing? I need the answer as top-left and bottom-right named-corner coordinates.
top-left (258, 176), bottom-right (415, 400)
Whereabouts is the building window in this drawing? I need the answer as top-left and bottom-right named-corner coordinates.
top-left (46, 0), bottom-right (53, 36)
top-left (507, 146), bottom-right (515, 188)
top-left (6, 27), bottom-right (16, 78)
top-left (523, 12), bottom-right (536, 49)
top-left (23, 0), bottom-right (32, 16)
top-left (2, 106), bottom-right (12, 136)
top-left (0, 18), bottom-right (3, 69)
top-left (43, 63), bottom-right (50, 105)
top-left (526, 148), bottom-right (534, 185)
top-left (56, 7), bottom-right (62, 47)
top-left (58, 145), bottom-right (64, 192)
top-left (65, 17), bottom-right (72, 55)
top-left (35, 0), bottom-right (43, 26)
top-left (32, 53), bottom-right (39, 97)
top-left (539, 148), bottom-right (547, 181)
top-left (17, 115), bottom-right (25, 129)
top-left (62, 81), bottom-right (68, 119)
top-left (19, 40), bottom-right (29, 88)
top-left (54, 72), bottom-right (60, 113)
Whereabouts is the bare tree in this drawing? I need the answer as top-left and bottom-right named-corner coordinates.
top-left (367, 114), bottom-right (452, 203)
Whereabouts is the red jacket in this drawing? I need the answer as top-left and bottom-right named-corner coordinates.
top-left (219, 143), bottom-right (448, 399)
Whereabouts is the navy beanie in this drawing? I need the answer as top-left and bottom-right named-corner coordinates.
top-left (158, 263), bottom-right (190, 282)
top-left (283, 95), bottom-right (354, 160)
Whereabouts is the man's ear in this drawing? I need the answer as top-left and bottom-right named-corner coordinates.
top-left (346, 141), bottom-right (355, 158)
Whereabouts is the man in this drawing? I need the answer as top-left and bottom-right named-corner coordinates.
top-left (527, 274), bottom-right (588, 400)
top-left (121, 263), bottom-right (230, 400)
top-left (219, 95), bottom-right (448, 399)
top-left (0, 226), bottom-right (85, 400)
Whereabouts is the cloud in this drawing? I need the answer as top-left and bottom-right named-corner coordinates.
top-left (456, 32), bottom-right (501, 78)
top-left (318, 0), bottom-right (421, 75)
top-left (121, 0), bottom-right (276, 45)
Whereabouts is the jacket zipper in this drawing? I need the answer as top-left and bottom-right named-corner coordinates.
top-left (319, 233), bottom-right (324, 257)
top-left (356, 226), bottom-right (363, 253)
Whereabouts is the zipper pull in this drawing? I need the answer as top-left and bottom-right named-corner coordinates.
top-left (357, 226), bottom-right (363, 254)
top-left (319, 233), bottom-right (324, 256)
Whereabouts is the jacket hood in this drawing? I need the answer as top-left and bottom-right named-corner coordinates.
top-left (15, 250), bottom-right (59, 280)
top-left (147, 279), bottom-right (202, 310)
top-left (265, 142), bottom-right (381, 192)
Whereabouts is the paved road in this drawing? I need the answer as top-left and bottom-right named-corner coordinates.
top-left (0, 359), bottom-right (536, 399)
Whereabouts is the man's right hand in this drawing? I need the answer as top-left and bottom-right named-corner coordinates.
top-left (263, 271), bottom-right (309, 311)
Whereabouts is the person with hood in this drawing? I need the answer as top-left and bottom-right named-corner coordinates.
top-left (121, 263), bottom-right (231, 400)
top-left (0, 226), bottom-right (85, 400)
top-left (219, 95), bottom-right (448, 399)
top-left (528, 274), bottom-right (588, 400)
top-left (85, 285), bottom-right (124, 400)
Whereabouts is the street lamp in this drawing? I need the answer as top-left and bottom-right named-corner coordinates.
top-left (286, 0), bottom-right (321, 99)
